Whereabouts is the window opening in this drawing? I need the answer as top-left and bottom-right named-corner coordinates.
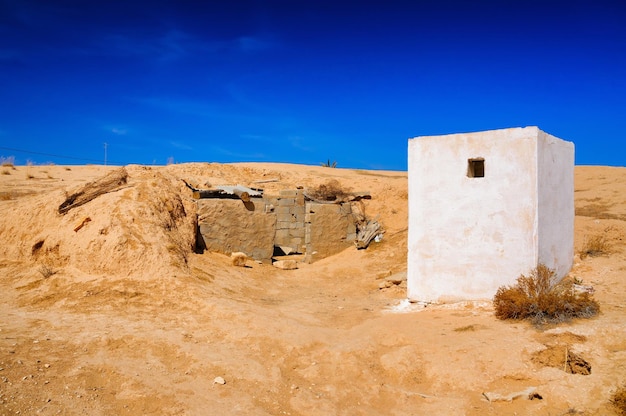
top-left (467, 158), bottom-right (485, 178)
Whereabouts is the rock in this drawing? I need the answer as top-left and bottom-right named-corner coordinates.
top-left (385, 271), bottom-right (407, 285)
top-left (379, 280), bottom-right (393, 289)
top-left (273, 260), bottom-right (298, 270)
top-left (214, 376), bottom-right (226, 385)
top-left (231, 252), bottom-right (248, 267)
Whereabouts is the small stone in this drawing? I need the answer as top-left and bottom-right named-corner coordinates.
top-left (214, 376), bottom-right (226, 385)
top-left (385, 271), bottom-right (407, 285)
top-left (378, 280), bottom-right (393, 289)
top-left (273, 260), bottom-right (298, 270)
top-left (44, 364), bottom-right (50, 368)
top-left (231, 252), bottom-right (248, 267)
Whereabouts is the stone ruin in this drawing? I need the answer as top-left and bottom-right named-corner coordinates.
top-left (195, 188), bottom-right (367, 264)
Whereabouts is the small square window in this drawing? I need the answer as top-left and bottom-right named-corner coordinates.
top-left (467, 158), bottom-right (485, 178)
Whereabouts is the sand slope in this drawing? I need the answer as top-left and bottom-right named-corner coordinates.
top-left (0, 162), bottom-right (624, 415)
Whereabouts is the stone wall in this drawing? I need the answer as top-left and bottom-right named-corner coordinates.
top-left (197, 199), bottom-right (276, 262)
top-left (304, 202), bottom-right (356, 263)
top-left (197, 190), bottom-right (358, 264)
top-left (272, 189), bottom-right (306, 254)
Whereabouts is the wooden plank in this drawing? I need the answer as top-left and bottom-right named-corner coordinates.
top-left (59, 167), bottom-right (128, 214)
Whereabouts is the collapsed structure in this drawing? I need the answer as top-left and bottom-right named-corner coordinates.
top-left (407, 127), bottom-right (574, 302)
top-left (194, 186), bottom-right (376, 264)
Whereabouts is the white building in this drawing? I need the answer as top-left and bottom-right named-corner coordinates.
top-left (407, 127), bottom-right (574, 303)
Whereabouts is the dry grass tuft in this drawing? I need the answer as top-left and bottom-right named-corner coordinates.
top-left (38, 264), bottom-right (56, 278)
top-left (579, 234), bottom-right (610, 259)
top-left (307, 179), bottom-right (351, 202)
top-left (493, 264), bottom-right (599, 327)
top-left (2, 169), bottom-right (10, 175)
top-left (612, 384), bottom-right (626, 415)
top-left (0, 156), bottom-right (15, 167)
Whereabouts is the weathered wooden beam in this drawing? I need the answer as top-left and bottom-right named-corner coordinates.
top-left (190, 185), bottom-right (262, 201)
top-left (59, 167), bottom-right (128, 214)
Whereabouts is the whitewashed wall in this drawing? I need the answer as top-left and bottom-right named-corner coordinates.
top-left (537, 130), bottom-right (575, 282)
top-left (407, 127), bottom-right (574, 302)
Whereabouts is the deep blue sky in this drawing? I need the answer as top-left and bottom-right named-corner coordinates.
top-left (1, 0), bottom-right (624, 169)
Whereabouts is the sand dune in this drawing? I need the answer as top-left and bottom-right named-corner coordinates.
top-left (0, 162), bottom-right (624, 415)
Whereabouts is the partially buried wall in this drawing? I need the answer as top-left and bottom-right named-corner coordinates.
top-left (196, 190), bottom-right (357, 263)
top-left (197, 199), bottom-right (276, 262)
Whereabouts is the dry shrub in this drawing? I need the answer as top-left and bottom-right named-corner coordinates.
top-left (579, 234), bottom-right (610, 259)
top-left (307, 179), bottom-right (351, 202)
top-left (0, 156), bottom-right (15, 167)
top-left (493, 264), bottom-right (599, 326)
top-left (38, 264), bottom-right (56, 278)
top-left (611, 384), bottom-right (626, 415)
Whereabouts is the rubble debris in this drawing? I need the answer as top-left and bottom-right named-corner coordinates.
top-left (355, 219), bottom-right (383, 249)
top-left (182, 180), bottom-right (263, 201)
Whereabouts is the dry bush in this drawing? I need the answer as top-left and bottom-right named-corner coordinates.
top-left (38, 264), bottom-right (56, 278)
top-left (493, 264), bottom-right (599, 326)
top-left (611, 384), bottom-right (626, 415)
top-left (307, 179), bottom-right (351, 202)
top-left (2, 169), bottom-right (10, 175)
top-left (0, 156), bottom-right (15, 167)
top-left (579, 234), bottom-right (610, 259)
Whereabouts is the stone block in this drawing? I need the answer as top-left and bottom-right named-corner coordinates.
top-left (275, 229), bottom-right (290, 240)
top-left (289, 228), bottom-right (305, 238)
top-left (273, 260), bottom-right (298, 270)
top-left (278, 198), bottom-right (295, 207)
top-left (279, 190), bottom-right (299, 198)
top-left (196, 199), bottom-right (276, 262)
top-left (276, 221), bottom-right (291, 229)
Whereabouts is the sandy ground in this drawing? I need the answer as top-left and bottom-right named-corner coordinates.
top-left (0, 162), bottom-right (625, 415)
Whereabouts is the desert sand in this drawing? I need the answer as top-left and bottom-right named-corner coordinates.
top-left (0, 162), bottom-right (625, 415)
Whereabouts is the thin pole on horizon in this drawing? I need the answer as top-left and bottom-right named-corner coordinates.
top-left (104, 142), bottom-right (108, 166)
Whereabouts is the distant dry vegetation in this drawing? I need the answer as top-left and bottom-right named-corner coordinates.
top-left (579, 233), bottom-right (611, 259)
top-left (0, 156), bottom-right (15, 167)
top-left (493, 264), bottom-right (599, 327)
top-left (307, 179), bottom-right (351, 202)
